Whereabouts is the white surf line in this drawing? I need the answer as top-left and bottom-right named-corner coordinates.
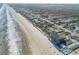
top-left (6, 6), bottom-right (20, 55)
